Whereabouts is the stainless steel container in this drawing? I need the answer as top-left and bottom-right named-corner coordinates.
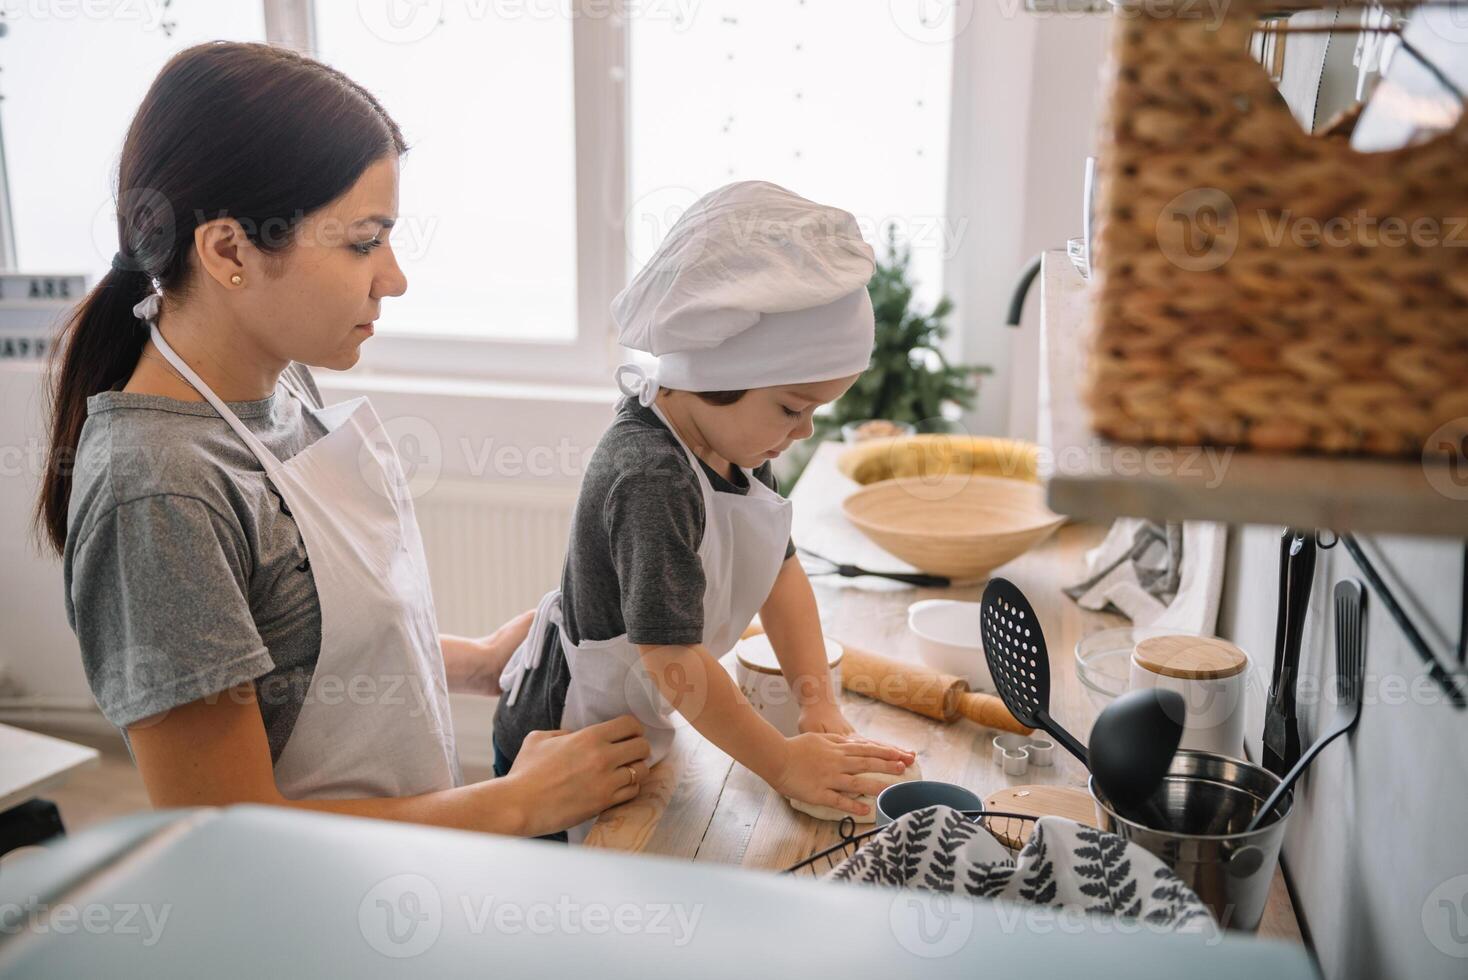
top-left (1089, 750), bottom-right (1292, 933)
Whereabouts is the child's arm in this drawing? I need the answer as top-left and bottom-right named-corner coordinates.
top-left (636, 641), bottom-right (913, 817)
top-left (756, 554), bottom-right (854, 735)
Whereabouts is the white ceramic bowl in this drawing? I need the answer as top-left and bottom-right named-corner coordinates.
top-left (907, 599), bottom-right (993, 690)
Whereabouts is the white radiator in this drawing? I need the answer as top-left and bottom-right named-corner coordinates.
top-left (413, 478), bottom-right (579, 772)
top-left (414, 478), bottom-right (578, 636)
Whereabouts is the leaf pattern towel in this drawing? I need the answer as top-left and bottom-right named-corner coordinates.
top-left (827, 805), bottom-right (1215, 933)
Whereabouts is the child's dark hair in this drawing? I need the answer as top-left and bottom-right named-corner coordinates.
top-left (35, 42), bottom-right (407, 555)
top-left (691, 390), bottom-right (746, 405)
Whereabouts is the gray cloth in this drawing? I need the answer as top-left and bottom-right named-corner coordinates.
top-left (63, 364), bottom-right (327, 764)
top-left (1062, 518), bottom-right (1227, 635)
top-left (492, 395), bottom-right (794, 765)
top-left (1063, 520), bottom-right (1182, 609)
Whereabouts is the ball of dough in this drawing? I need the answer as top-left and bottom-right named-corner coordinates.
top-left (788, 761), bottom-right (923, 823)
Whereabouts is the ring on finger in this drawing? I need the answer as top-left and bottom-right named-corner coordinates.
top-left (623, 765), bottom-right (639, 787)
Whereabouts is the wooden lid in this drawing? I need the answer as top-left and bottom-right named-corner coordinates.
top-left (1132, 634), bottom-right (1248, 680)
top-left (735, 633), bottom-right (843, 675)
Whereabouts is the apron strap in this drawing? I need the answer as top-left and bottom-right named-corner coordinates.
top-left (503, 590), bottom-right (564, 707)
top-left (647, 400), bottom-right (729, 503)
top-left (149, 324), bottom-right (285, 475)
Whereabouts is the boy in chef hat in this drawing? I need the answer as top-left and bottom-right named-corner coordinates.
top-left (495, 182), bottom-right (914, 840)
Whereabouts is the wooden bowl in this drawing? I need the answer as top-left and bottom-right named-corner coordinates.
top-left (837, 435), bottom-right (1043, 487)
top-left (841, 474), bottom-right (1065, 580)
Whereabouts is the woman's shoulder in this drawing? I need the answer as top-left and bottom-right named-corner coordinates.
top-left (67, 405), bottom-right (217, 540)
top-left (67, 380), bottom-right (308, 546)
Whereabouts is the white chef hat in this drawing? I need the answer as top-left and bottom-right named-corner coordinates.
top-left (612, 181), bottom-right (876, 406)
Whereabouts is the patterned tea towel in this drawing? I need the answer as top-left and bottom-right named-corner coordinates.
top-left (827, 806), bottom-right (1215, 933)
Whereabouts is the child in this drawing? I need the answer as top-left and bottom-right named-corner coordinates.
top-left (494, 181), bottom-right (914, 841)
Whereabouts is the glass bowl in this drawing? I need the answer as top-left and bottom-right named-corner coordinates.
top-left (1074, 625), bottom-right (1206, 711)
top-left (1073, 626), bottom-right (1145, 710)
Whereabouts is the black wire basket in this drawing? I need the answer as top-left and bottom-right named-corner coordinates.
top-left (783, 809), bottom-right (1040, 879)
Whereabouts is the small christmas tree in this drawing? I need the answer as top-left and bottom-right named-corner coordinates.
top-left (819, 224), bottom-right (989, 436)
top-left (777, 227), bottom-right (991, 490)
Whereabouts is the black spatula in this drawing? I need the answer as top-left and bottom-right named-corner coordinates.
top-left (980, 577), bottom-right (1089, 767)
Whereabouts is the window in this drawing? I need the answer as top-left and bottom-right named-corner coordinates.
top-left (629, 0), bottom-right (954, 313)
top-left (3, 1), bottom-right (954, 384)
top-left (314, 4), bottom-right (579, 343)
top-left (0, 2), bottom-right (266, 277)
top-left (313, 2), bottom-right (625, 383)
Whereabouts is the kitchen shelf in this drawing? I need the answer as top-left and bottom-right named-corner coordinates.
top-left (1038, 250), bottom-right (1467, 538)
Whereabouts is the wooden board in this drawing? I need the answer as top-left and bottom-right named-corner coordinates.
top-left (983, 785), bottom-right (1098, 849)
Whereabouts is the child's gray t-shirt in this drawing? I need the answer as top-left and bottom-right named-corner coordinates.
top-left (63, 364), bottom-right (327, 763)
top-left (492, 396), bottom-right (795, 767)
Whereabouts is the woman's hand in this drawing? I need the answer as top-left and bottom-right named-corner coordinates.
top-left (442, 609), bottom-right (535, 697)
top-left (768, 733), bottom-right (915, 818)
top-left (797, 701), bottom-right (855, 736)
top-left (498, 715), bottom-right (651, 837)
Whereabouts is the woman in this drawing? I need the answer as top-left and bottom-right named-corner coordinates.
top-left (35, 41), bottom-right (649, 838)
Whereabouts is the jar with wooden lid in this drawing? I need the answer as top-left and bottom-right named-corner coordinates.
top-left (734, 633), bottom-right (844, 737)
top-left (1130, 634), bottom-right (1251, 760)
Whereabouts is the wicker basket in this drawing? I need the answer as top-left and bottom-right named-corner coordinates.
top-left (1084, 0), bottom-right (1468, 456)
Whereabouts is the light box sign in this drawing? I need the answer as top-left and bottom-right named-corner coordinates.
top-left (0, 273), bottom-right (89, 362)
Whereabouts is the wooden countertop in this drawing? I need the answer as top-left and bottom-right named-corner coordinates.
top-left (586, 441), bottom-right (1302, 945)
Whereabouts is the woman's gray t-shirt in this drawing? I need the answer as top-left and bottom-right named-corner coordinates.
top-left (63, 364), bottom-right (327, 762)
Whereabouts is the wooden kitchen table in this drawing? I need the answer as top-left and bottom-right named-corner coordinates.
top-left (586, 442), bottom-right (1303, 945)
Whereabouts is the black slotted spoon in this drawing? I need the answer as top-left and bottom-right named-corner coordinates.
top-left (981, 577), bottom-right (1089, 767)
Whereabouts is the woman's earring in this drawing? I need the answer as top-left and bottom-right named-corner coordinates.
top-left (230, 274), bottom-right (243, 286)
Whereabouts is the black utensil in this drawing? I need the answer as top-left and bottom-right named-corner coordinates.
top-left (1263, 528), bottom-right (1317, 777)
top-left (980, 577), bottom-right (1089, 766)
top-left (1246, 579), bottom-right (1367, 833)
top-left (1090, 687), bottom-right (1186, 830)
top-left (797, 547), bottom-right (951, 589)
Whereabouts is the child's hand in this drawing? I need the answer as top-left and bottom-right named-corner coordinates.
top-left (770, 733), bottom-right (915, 818)
top-left (797, 702), bottom-right (855, 736)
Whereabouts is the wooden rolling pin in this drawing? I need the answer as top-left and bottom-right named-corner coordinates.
top-left (839, 644), bottom-right (1033, 736)
top-left (737, 623), bottom-right (1031, 735)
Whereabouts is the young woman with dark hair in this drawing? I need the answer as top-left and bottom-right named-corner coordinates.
top-left (37, 41), bottom-right (648, 838)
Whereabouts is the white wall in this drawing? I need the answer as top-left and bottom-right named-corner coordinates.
top-left (945, 9), bottom-right (1109, 442)
top-left (0, 363), bottom-right (96, 723)
top-left (1220, 527), bottom-right (1468, 980)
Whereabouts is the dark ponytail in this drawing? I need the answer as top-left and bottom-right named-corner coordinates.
top-left (36, 42), bottom-right (407, 555)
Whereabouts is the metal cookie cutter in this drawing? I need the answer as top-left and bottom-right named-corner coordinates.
top-left (991, 733), bottom-right (1056, 777)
